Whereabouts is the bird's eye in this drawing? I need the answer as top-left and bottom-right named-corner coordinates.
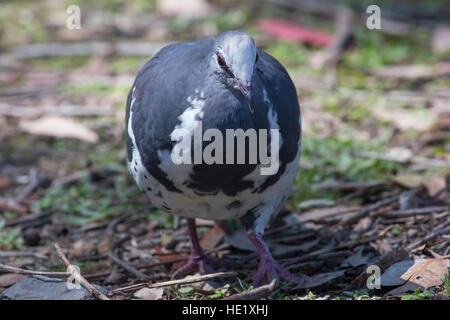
top-left (255, 53), bottom-right (259, 63)
top-left (217, 54), bottom-right (227, 69)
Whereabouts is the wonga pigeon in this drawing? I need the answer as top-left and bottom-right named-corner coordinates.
top-left (125, 30), bottom-right (308, 287)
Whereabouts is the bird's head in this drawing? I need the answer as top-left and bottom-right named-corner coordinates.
top-left (213, 31), bottom-right (258, 113)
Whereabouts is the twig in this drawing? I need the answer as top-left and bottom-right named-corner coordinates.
top-left (10, 41), bottom-right (170, 59)
top-left (0, 263), bottom-right (68, 277)
top-left (0, 104), bottom-right (115, 118)
top-left (85, 256), bottom-right (190, 280)
top-left (85, 246), bottom-right (228, 280)
top-left (339, 195), bottom-right (399, 226)
top-left (269, 231), bottom-right (317, 244)
top-left (54, 242), bottom-right (110, 300)
top-left (350, 150), bottom-right (449, 168)
top-left (112, 271), bottom-right (238, 293)
top-left (0, 250), bottom-right (48, 260)
top-left (284, 235), bottom-right (379, 266)
top-left (221, 279), bottom-right (278, 300)
top-left (51, 166), bottom-right (121, 187)
top-left (105, 211), bottom-right (152, 281)
top-left (0, 197), bottom-right (27, 214)
top-left (373, 62), bottom-right (450, 80)
top-left (265, 207), bottom-right (361, 237)
top-left (407, 226), bottom-right (450, 251)
top-left (312, 180), bottom-right (389, 192)
top-left (106, 213), bottom-right (133, 237)
top-left (5, 211), bottom-right (54, 229)
top-left (383, 206), bottom-right (450, 218)
top-left (0, 86), bottom-right (56, 99)
top-left (108, 236), bottom-right (151, 281)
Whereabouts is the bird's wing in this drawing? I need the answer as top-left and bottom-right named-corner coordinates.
top-left (126, 39), bottom-right (216, 193)
top-left (252, 49), bottom-right (302, 192)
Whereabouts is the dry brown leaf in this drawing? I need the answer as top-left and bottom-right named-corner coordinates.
top-left (374, 63), bottom-right (450, 80)
top-left (381, 258), bottom-right (448, 295)
top-left (0, 176), bottom-right (13, 190)
top-left (432, 25), bottom-right (450, 54)
top-left (19, 116), bottom-right (99, 143)
top-left (372, 108), bottom-right (436, 131)
top-left (0, 197), bottom-right (27, 214)
top-left (390, 174), bottom-right (446, 196)
top-left (69, 240), bottom-right (96, 259)
top-left (157, 0), bottom-right (213, 19)
top-left (424, 176), bottom-right (446, 196)
top-left (390, 174), bottom-right (424, 189)
top-left (134, 287), bottom-right (164, 300)
top-left (200, 224), bottom-right (225, 252)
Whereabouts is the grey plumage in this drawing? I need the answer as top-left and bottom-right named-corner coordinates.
top-left (125, 31), bottom-right (305, 285)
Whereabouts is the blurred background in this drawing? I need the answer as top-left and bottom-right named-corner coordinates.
top-left (0, 0), bottom-right (449, 300)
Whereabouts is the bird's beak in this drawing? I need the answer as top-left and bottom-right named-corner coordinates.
top-left (236, 79), bottom-right (254, 113)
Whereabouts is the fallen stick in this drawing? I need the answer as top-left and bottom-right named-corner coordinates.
top-left (10, 41), bottom-right (170, 59)
top-left (0, 104), bottom-right (115, 118)
top-left (0, 250), bottom-right (48, 260)
top-left (85, 246), bottom-right (228, 280)
top-left (373, 63), bottom-right (450, 80)
top-left (5, 211), bottom-right (53, 228)
top-left (108, 236), bottom-right (151, 281)
top-left (0, 197), bottom-right (27, 214)
top-left (51, 166), bottom-right (121, 187)
top-left (383, 206), bottom-right (450, 218)
top-left (221, 279), bottom-right (277, 300)
top-left (0, 263), bottom-right (68, 277)
top-left (106, 212), bottom-right (133, 237)
top-left (284, 235), bottom-right (379, 266)
top-left (407, 226), bottom-right (450, 251)
top-left (54, 242), bottom-right (110, 300)
top-left (350, 150), bottom-right (449, 168)
top-left (112, 271), bottom-right (238, 293)
top-left (340, 195), bottom-right (399, 226)
top-left (0, 86), bottom-right (56, 98)
top-left (312, 180), bottom-right (389, 192)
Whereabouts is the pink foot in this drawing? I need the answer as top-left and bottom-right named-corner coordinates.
top-left (171, 218), bottom-right (219, 279)
top-left (249, 232), bottom-right (310, 287)
top-left (172, 251), bottom-right (219, 278)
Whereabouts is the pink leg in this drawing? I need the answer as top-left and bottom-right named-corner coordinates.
top-left (248, 232), bottom-right (310, 287)
top-left (172, 218), bottom-right (219, 278)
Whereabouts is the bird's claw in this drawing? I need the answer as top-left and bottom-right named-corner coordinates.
top-left (172, 252), bottom-right (219, 279)
top-left (253, 256), bottom-right (310, 288)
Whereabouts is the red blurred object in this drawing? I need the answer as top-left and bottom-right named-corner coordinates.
top-left (154, 244), bottom-right (189, 271)
top-left (257, 19), bottom-right (333, 47)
